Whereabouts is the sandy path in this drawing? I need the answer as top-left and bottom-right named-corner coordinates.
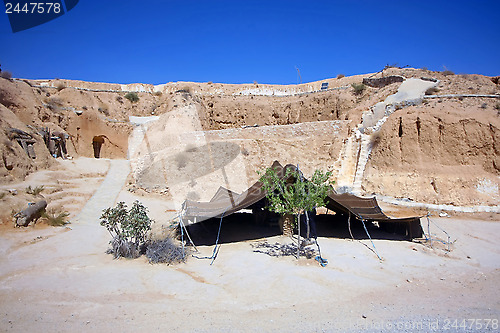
top-left (1, 213), bottom-right (499, 332)
top-left (72, 159), bottom-right (130, 226)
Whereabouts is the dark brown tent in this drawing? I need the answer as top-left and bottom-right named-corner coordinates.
top-left (181, 161), bottom-right (423, 239)
top-left (325, 192), bottom-right (423, 239)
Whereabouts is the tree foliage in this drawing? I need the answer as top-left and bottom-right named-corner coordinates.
top-left (124, 92), bottom-right (139, 103)
top-left (258, 165), bottom-right (333, 258)
top-left (100, 201), bottom-right (152, 258)
top-left (258, 166), bottom-right (333, 224)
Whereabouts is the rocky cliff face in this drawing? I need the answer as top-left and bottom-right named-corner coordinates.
top-left (1, 68), bottom-right (499, 207)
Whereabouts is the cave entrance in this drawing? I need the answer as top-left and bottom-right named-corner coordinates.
top-left (92, 135), bottom-right (105, 158)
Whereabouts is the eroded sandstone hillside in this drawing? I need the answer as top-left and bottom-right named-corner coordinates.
top-left (0, 67), bottom-right (498, 207)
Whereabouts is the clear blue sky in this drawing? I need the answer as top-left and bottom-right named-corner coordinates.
top-left (1, 0), bottom-right (499, 84)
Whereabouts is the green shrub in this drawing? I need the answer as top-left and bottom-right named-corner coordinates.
top-left (258, 166), bottom-right (333, 258)
top-left (100, 201), bottom-right (152, 259)
top-left (351, 83), bottom-right (366, 95)
top-left (42, 210), bottom-right (70, 226)
top-left (124, 92), bottom-right (139, 103)
top-left (26, 185), bottom-right (45, 196)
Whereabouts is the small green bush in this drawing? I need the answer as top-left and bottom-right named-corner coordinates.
top-left (351, 83), bottom-right (366, 95)
top-left (26, 185), bottom-right (45, 196)
top-left (100, 201), bottom-right (152, 259)
top-left (124, 92), bottom-right (140, 103)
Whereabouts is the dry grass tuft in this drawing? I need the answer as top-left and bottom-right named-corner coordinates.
top-left (425, 87), bottom-right (440, 95)
top-left (42, 210), bottom-right (70, 226)
top-left (56, 83), bottom-right (66, 92)
top-left (351, 83), bottom-right (366, 95)
top-left (98, 102), bottom-right (110, 116)
top-left (0, 71), bottom-right (12, 79)
top-left (26, 185), bottom-right (45, 196)
top-left (146, 238), bottom-right (187, 265)
top-left (370, 131), bottom-right (382, 147)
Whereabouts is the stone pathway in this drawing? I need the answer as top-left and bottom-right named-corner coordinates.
top-left (73, 116), bottom-right (159, 226)
top-left (71, 159), bottom-right (130, 225)
top-left (337, 78), bottom-right (438, 193)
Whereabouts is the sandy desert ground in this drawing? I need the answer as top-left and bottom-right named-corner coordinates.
top-left (0, 157), bottom-right (499, 333)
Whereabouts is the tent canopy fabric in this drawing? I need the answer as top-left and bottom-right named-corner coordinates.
top-left (181, 161), bottom-right (423, 238)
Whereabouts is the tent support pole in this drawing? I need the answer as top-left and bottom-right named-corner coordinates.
top-left (305, 211), bottom-right (310, 240)
top-left (297, 214), bottom-right (300, 259)
top-left (180, 220), bottom-right (185, 260)
top-left (361, 219), bottom-right (382, 261)
top-left (348, 212), bottom-right (355, 240)
top-left (180, 220), bottom-right (199, 253)
top-left (427, 214), bottom-right (433, 248)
